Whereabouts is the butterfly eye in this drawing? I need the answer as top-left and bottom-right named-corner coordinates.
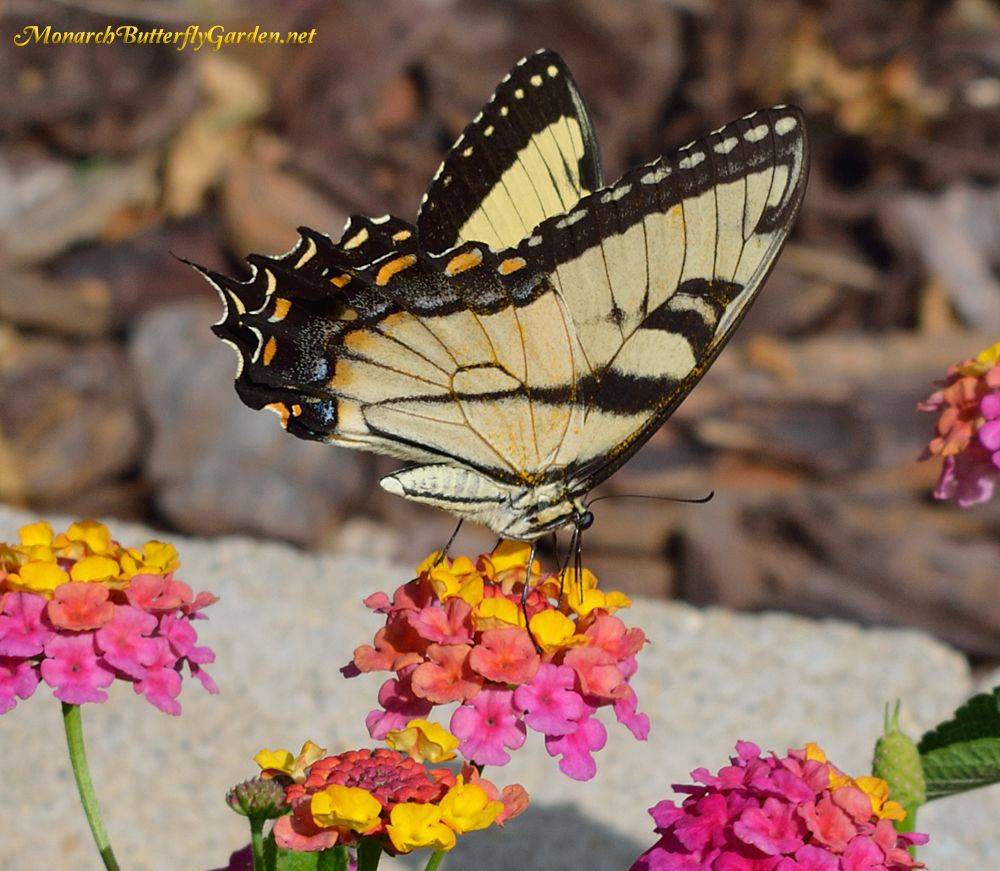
top-left (577, 511), bottom-right (594, 531)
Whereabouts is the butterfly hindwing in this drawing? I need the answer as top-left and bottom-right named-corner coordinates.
top-left (417, 48), bottom-right (603, 255)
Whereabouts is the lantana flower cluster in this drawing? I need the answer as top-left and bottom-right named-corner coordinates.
top-left (919, 340), bottom-right (1000, 506)
top-left (255, 737), bottom-right (527, 855)
top-left (345, 542), bottom-right (649, 781)
top-left (0, 520), bottom-right (217, 715)
top-left (631, 741), bottom-right (928, 871)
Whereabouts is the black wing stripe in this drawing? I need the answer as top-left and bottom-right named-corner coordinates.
top-left (417, 49), bottom-right (603, 254)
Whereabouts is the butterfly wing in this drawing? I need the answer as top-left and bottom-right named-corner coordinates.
top-left (500, 105), bottom-right (809, 490)
top-left (417, 48), bottom-right (603, 255)
top-left (194, 214), bottom-right (586, 492)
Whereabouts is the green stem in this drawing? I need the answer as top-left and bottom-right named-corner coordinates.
top-left (423, 850), bottom-right (447, 871)
top-left (356, 838), bottom-right (383, 871)
top-left (263, 828), bottom-right (277, 871)
top-left (61, 703), bottom-right (121, 871)
top-left (249, 817), bottom-right (266, 870)
top-left (316, 846), bottom-right (349, 870)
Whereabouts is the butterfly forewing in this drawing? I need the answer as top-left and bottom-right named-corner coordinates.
top-left (417, 49), bottom-right (603, 255)
top-left (508, 105), bottom-right (808, 488)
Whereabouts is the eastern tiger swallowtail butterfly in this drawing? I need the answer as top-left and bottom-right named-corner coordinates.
top-left (193, 49), bottom-right (808, 544)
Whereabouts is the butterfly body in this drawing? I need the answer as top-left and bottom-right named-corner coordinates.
top-left (194, 49), bottom-right (808, 541)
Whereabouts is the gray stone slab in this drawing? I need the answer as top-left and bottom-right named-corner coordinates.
top-left (0, 505), bottom-right (995, 869)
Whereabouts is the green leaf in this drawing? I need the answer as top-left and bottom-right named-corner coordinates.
top-left (276, 847), bottom-right (321, 871)
top-left (919, 686), bottom-right (1000, 800)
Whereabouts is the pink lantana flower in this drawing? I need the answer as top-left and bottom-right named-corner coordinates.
top-left (450, 687), bottom-right (526, 766)
top-left (544, 711), bottom-right (607, 780)
top-left (95, 606), bottom-right (158, 679)
top-left (514, 663), bottom-right (586, 735)
top-left (47, 583), bottom-right (116, 631)
top-left (40, 635), bottom-right (115, 705)
top-left (411, 643), bottom-right (483, 704)
top-left (0, 519), bottom-right (217, 715)
top-left (365, 674), bottom-right (433, 739)
top-left (631, 742), bottom-right (928, 870)
top-left (349, 543), bottom-right (648, 780)
top-left (0, 592), bottom-right (54, 657)
top-left (0, 657), bottom-right (40, 713)
top-left (469, 628), bottom-right (540, 685)
top-left (134, 637), bottom-right (183, 715)
top-left (919, 340), bottom-right (1000, 506)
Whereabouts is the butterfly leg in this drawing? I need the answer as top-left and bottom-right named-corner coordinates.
top-left (431, 519), bottom-right (464, 568)
top-left (521, 539), bottom-right (541, 649)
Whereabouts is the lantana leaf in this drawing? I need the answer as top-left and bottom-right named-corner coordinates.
top-left (919, 686), bottom-right (1000, 799)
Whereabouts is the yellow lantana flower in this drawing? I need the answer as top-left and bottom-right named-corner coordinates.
top-left (385, 719), bottom-right (459, 764)
top-left (852, 776), bottom-right (907, 821)
top-left (10, 561), bottom-right (69, 596)
top-left (957, 340), bottom-right (1000, 377)
top-left (828, 769), bottom-right (907, 822)
top-left (119, 540), bottom-right (181, 578)
top-left (805, 743), bottom-right (828, 763)
top-left (438, 779), bottom-right (502, 834)
top-left (487, 541), bottom-right (541, 576)
top-left (386, 803), bottom-right (457, 853)
top-left (70, 555), bottom-right (121, 584)
top-left (254, 740), bottom-right (327, 782)
top-left (560, 567), bottom-right (631, 616)
top-left (474, 596), bottom-right (526, 629)
top-left (18, 521), bottom-right (53, 548)
top-left (311, 785), bottom-right (382, 833)
top-left (61, 520), bottom-right (113, 555)
top-left (427, 556), bottom-right (481, 604)
top-left (528, 610), bottom-right (587, 653)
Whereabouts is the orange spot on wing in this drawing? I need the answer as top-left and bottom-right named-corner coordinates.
top-left (331, 273), bottom-right (352, 288)
top-left (271, 298), bottom-right (291, 321)
top-left (263, 336), bottom-right (278, 366)
top-left (445, 248), bottom-right (483, 276)
top-left (291, 404), bottom-right (302, 416)
top-left (499, 257), bottom-right (527, 275)
top-left (265, 402), bottom-right (290, 428)
top-left (392, 229), bottom-right (412, 241)
top-left (376, 254), bottom-right (417, 286)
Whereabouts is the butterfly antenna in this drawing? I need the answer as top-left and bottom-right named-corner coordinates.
top-left (586, 491), bottom-right (715, 507)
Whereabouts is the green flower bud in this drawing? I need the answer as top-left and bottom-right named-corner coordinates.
top-left (226, 776), bottom-right (287, 820)
top-left (873, 701), bottom-right (926, 816)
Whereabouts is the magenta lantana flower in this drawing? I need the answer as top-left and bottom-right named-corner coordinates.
top-left (96, 606), bottom-right (158, 679)
top-left (451, 687), bottom-right (526, 766)
top-left (348, 543), bottom-right (647, 780)
top-left (0, 657), bottom-right (40, 713)
top-left (514, 663), bottom-right (587, 735)
top-left (544, 711), bottom-right (607, 780)
top-left (0, 592), bottom-right (54, 657)
top-left (919, 340), bottom-right (1000, 506)
top-left (0, 519), bottom-right (217, 715)
top-left (40, 635), bottom-right (115, 704)
top-left (631, 742), bottom-right (928, 870)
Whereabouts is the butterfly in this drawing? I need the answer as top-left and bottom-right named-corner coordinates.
top-left (193, 48), bottom-right (808, 548)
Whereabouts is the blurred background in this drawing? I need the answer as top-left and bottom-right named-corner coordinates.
top-left (1, 0), bottom-right (998, 671)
